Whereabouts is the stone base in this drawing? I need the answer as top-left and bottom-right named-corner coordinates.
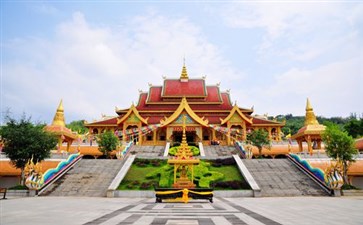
top-left (333, 189), bottom-right (341, 197)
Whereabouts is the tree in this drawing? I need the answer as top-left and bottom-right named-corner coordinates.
top-left (322, 124), bottom-right (358, 185)
top-left (98, 130), bottom-right (119, 158)
top-left (344, 118), bottom-right (363, 138)
top-left (246, 129), bottom-right (271, 157)
top-left (67, 120), bottom-right (88, 134)
top-left (0, 115), bottom-right (57, 184)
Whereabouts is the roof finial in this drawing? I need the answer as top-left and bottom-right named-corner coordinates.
top-left (52, 99), bottom-right (66, 127)
top-left (180, 58), bottom-right (189, 81)
top-left (304, 98), bottom-right (319, 126)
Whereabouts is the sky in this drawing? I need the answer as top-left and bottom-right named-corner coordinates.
top-left (1, 1), bottom-right (362, 125)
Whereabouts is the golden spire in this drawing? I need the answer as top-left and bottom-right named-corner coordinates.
top-left (304, 98), bottom-right (319, 126)
top-left (180, 59), bottom-right (189, 81)
top-left (52, 99), bottom-right (66, 127)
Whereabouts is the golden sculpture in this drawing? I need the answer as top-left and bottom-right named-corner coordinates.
top-left (168, 115), bottom-right (200, 188)
top-left (24, 157), bottom-right (43, 190)
top-left (324, 160), bottom-right (344, 190)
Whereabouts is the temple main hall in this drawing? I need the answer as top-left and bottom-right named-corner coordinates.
top-left (85, 64), bottom-right (284, 146)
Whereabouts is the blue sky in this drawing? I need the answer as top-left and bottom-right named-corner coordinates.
top-left (1, 1), bottom-right (362, 124)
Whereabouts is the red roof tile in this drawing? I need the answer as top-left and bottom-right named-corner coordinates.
top-left (147, 86), bottom-right (163, 103)
top-left (162, 79), bottom-right (206, 97)
top-left (85, 117), bottom-right (118, 126)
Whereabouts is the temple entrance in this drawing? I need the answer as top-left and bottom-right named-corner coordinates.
top-left (172, 131), bottom-right (197, 145)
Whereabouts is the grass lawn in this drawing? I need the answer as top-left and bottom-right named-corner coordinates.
top-left (117, 158), bottom-right (250, 190)
top-left (209, 165), bottom-right (243, 181)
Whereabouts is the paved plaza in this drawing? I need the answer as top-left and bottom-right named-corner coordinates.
top-left (1, 196), bottom-right (362, 225)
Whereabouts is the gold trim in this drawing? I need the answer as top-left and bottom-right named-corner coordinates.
top-left (220, 105), bottom-right (253, 125)
top-left (117, 104), bottom-right (148, 125)
top-left (160, 97), bottom-right (208, 127)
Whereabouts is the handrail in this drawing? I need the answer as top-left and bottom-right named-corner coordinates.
top-left (37, 154), bottom-right (82, 195)
top-left (235, 141), bottom-right (246, 159)
top-left (287, 154), bottom-right (332, 195)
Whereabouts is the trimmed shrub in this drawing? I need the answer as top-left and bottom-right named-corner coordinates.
top-left (169, 146), bottom-right (200, 156)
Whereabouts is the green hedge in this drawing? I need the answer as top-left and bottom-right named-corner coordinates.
top-left (169, 146), bottom-right (200, 156)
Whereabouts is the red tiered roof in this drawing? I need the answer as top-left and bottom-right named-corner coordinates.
top-left (162, 79), bottom-right (207, 97)
top-left (146, 86), bottom-right (163, 103)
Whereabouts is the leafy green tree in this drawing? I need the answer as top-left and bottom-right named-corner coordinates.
top-left (67, 120), bottom-right (88, 134)
top-left (246, 129), bottom-right (271, 157)
top-left (98, 130), bottom-right (119, 158)
top-left (344, 118), bottom-right (363, 138)
top-left (0, 115), bottom-right (57, 184)
top-left (322, 124), bottom-right (358, 185)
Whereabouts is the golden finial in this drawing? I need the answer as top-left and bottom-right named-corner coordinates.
top-left (52, 99), bottom-right (66, 127)
top-left (180, 59), bottom-right (189, 80)
top-left (304, 98), bottom-right (319, 126)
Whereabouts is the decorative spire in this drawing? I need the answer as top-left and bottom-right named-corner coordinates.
top-left (180, 60), bottom-right (189, 81)
top-left (52, 99), bottom-right (66, 127)
top-left (304, 98), bottom-right (319, 126)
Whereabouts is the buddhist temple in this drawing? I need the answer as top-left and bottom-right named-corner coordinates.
top-left (85, 64), bottom-right (284, 146)
top-left (291, 98), bottom-right (326, 154)
top-left (45, 100), bottom-right (77, 152)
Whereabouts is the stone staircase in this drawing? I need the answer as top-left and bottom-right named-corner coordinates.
top-left (131, 145), bottom-right (165, 158)
top-left (203, 145), bottom-right (238, 159)
top-left (41, 159), bottom-right (124, 197)
top-left (242, 159), bottom-right (328, 197)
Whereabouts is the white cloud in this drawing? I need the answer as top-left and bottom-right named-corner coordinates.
top-left (247, 57), bottom-right (363, 117)
top-left (2, 11), bottom-right (243, 123)
top-left (221, 2), bottom-right (363, 62)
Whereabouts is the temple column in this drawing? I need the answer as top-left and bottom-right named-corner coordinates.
top-left (317, 140), bottom-right (322, 149)
top-left (212, 129), bottom-right (216, 141)
top-left (122, 126), bottom-right (127, 143)
top-left (167, 127), bottom-right (173, 142)
top-left (198, 127), bottom-right (203, 143)
top-left (267, 127), bottom-right (272, 141)
top-left (307, 135), bottom-right (312, 155)
top-left (227, 123), bottom-right (231, 146)
top-left (298, 140), bottom-right (303, 152)
top-left (57, 138), bottom-right (62, 153)
top-left (153, 129), bottom-right (157, 145)
top-left (138, 123), bottom-right (142, 145)
top-left (277, 127), bottom-right (281, 141)
top-left (242, 122), bottom-right (247, 141)
top-left (66, 141), bottom-right (71, 152)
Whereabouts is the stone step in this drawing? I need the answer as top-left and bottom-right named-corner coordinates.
top-left (242, 159), bottom-right (328, 197)
top-left (41, 159), bottom-right (125, 197)
top-left (203, 146), bottom-right (238, 159)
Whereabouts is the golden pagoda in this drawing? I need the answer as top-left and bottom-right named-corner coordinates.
top-left (291, 98), bottom-right (326, 155)
top-left (45, 100), bottom-right (77, 152)
top-left (168, 115), bottom-right (200, 188)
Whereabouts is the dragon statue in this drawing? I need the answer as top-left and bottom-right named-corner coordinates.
top-left (24, 157), bottom-right (43, 190)
top-left (324, 160), bottom-right (344, 190)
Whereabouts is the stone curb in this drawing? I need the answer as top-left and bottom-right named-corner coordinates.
top-left (107, 155), bottom-right (136, 197)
